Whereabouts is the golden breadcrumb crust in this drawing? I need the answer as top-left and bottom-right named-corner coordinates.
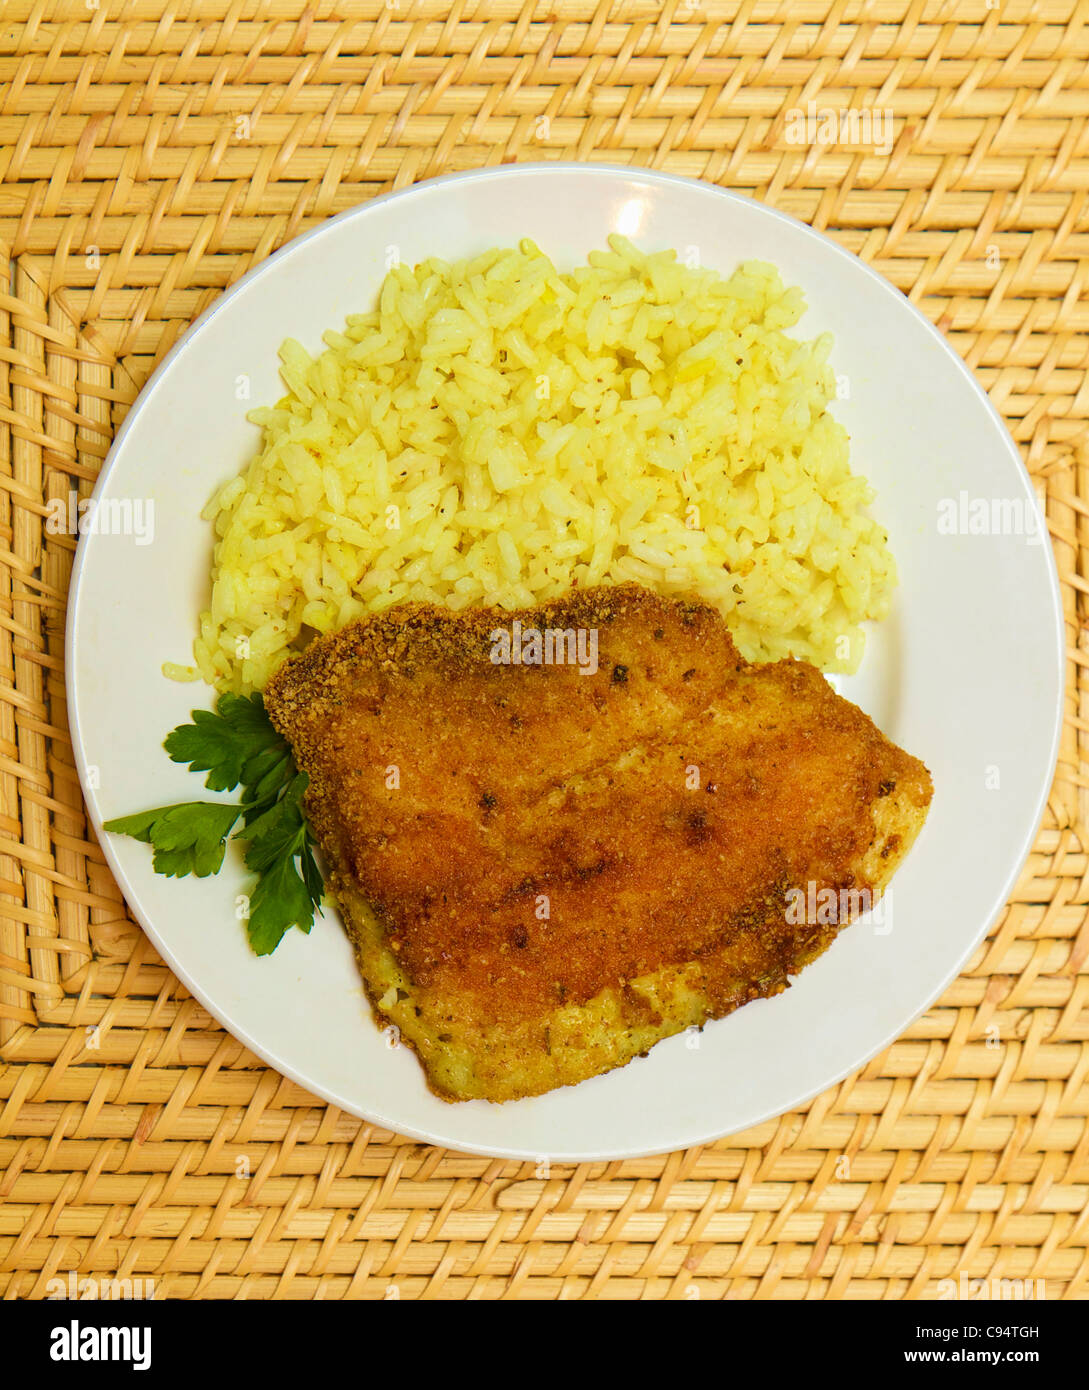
top-left (265, 584), bottom-right (932, 1102)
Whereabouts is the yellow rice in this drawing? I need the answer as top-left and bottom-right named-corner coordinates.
top-left (192, 234), bottom-right (896, 692)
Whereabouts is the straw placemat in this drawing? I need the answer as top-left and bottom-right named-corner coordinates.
top-left (1, 2), bottom-right (1087, 1302)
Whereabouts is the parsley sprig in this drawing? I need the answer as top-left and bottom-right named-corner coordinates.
top-left (104, 693), bottom-right (324, 955)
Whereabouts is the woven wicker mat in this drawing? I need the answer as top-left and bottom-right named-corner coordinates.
top-left (1, 2), bottom-right (1087, 1302)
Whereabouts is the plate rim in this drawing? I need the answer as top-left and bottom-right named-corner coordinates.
top-left (64, 161), bottom-right (1066, 1159)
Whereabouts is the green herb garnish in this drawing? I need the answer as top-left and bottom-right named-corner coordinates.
top-left (102, 802), bottom-right (242, 878)
top-left (104, 693), bottom-right (323, 955)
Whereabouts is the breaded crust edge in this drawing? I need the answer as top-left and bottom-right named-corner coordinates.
top-left (264, 584), bottom-right (933, 1103)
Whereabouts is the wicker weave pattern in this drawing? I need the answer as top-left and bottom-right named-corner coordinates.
top-left (1, 2), bottom-right (1087, 1300)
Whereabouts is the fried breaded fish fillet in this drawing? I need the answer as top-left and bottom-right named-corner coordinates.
top-left (264, 584), bottom-right (932, 1103)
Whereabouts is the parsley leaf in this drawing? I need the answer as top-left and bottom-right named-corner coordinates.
top-left (104, 692), bottom-right (326, 954)
top-left (238, 774), bottom-right (310, 873)
top-left (245, 850), bottom-right (317, 956)
top-left (236, 773), bottom-right (325, 955)
top-left (103, 802), bottom-right (241, 878)
top-left (165, 692), bottom-right (288, 793)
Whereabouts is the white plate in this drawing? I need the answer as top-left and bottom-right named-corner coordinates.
top-left (66, 164), bottom-right (1064, 1160)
